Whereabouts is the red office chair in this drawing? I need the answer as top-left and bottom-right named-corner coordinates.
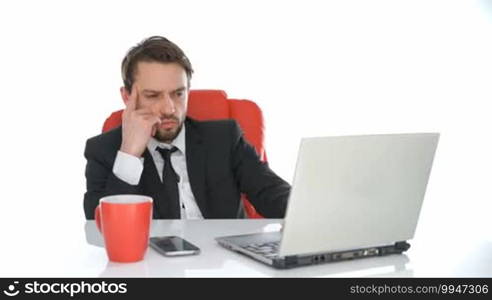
top-left (102, 89), bottom-right (265, 218)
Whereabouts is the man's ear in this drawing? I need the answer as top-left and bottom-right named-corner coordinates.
top-left (120, 86), bottom-right (129, 106)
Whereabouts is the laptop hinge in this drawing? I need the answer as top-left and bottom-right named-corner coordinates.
top-left (272, 255), bottom-right (300, 269)
top-left (395, 241), bottom-right (411, 251)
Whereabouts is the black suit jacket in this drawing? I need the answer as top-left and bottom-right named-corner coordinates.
top-left (83, 118), bottom-right (290, 219)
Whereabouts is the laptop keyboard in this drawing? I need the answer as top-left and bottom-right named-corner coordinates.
top-left (241, 241), bottom-right (280, 259)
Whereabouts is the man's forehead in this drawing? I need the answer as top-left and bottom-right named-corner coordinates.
top-left (134, 62), bottom-right (188, 91)
top-left (135, 61), bottom-right (186, 76)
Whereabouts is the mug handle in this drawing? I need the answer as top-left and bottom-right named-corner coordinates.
top-left (95, 205), bottom-right (102, 232)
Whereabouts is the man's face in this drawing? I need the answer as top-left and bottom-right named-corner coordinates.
top-left (128, 61), bottom-right (189, 143)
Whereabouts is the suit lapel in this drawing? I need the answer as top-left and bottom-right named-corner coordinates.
top-left (185, 119), bottom-right (209, 217)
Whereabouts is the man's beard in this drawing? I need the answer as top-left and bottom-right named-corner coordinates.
top-left (154, 121), bottom-right (184, 143)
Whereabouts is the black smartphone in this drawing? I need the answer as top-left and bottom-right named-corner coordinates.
top-left (149, 236), bottom-right (201, 256)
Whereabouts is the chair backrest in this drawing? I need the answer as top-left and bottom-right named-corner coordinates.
top-left (102, 89), bottom-right (265, 218)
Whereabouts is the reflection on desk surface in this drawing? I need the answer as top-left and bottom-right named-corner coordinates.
top-left (85, 220), bottom-right (412, 277)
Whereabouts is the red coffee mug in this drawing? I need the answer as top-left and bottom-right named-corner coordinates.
top-left (95, 195), bottom-right (153, 262)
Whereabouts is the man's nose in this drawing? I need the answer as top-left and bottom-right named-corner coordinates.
top-left (157, 94), bottom-right (176, 116)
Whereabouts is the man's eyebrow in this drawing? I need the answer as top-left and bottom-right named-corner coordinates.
top-left (173, 87), bottom-right (186, 93)
top-left (142, 89), bottom-right (161, 94)
top-left (141, 87), bottom-right (186, 94)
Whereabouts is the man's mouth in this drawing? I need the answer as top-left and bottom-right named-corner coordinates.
top-left (159, 119), bottom-right (178, 130)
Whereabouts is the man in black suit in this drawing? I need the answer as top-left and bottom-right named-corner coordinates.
top-left (84, 36), bottom-right (290, 219)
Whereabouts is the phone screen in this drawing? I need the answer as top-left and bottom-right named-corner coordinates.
top-left (150, 236), bottom-right (200, 256)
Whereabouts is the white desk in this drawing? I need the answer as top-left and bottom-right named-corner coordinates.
top-left (86, 219), bottom-right (492, 277)
top-left (83, 219), bottom-right (413, 277)
top-left (1, 219), bottom-right (491, 277)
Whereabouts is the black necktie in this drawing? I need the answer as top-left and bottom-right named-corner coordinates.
top-left (156, 147), bottom-right (180, 218)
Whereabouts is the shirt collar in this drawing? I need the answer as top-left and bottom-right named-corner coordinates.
top-left (147, 123), bottom-right (186, 154)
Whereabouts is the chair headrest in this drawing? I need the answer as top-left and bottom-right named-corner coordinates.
top-left (188, 90), bottom-right (230, 120)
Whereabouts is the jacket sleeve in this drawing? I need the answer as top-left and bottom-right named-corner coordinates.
top-left (83, 138), bottom-right (139, 219)
top-left (229, 121), bottom-right (291, 218)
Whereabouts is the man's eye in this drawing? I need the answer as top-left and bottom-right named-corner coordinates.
top-left (176, 91), bottom-right (184, 97)
top-left (146, 94), bottom-right (158, 98)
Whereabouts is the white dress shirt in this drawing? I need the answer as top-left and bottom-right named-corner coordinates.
top-left (112, 125), bottom-right (204, 219)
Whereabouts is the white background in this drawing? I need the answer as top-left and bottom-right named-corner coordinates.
top-left (0, 0), bottom-right (491, 276)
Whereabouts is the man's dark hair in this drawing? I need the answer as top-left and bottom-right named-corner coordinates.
top-left (121, 36), bottom-right (194, 91)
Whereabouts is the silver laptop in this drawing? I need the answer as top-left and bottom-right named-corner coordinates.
top-left (216, 133), bottom-right (439, 269)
